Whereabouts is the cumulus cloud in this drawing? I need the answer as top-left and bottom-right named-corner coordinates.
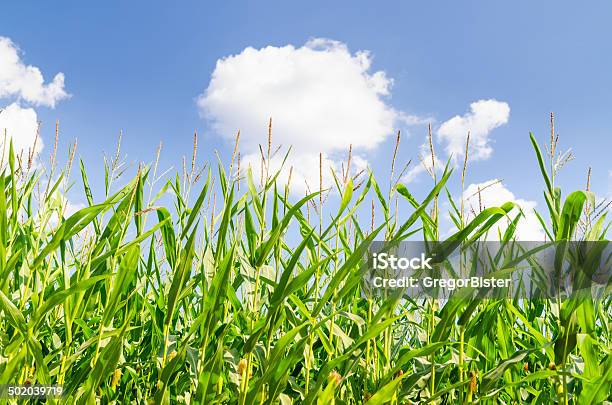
top-left (198, 38), bottom-right (421, 192)
top-left (0, 36), bottom-right (69, 107)
top-left (402, 99), bottom-right (509, 183)
top-left (437, 99), bottom-right (509, 161)
top-left (0, 103), bottom-right (41, 162)
top-left (0, 36), bottom-right (69, 165)
top-left (402, 142), bottom-right (444, 184)
top-left (462, 179), bottom-right (544, 241)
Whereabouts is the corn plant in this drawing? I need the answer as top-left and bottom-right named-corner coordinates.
top-left (0, 118), bottom-right (609, 404)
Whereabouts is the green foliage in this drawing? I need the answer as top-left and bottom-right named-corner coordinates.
top-left (0, 132), bottom-right (609, 405)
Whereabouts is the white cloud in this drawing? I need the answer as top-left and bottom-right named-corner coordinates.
top-left (402, 164), bottom-right (426, 184)
top-left (0, 102), bottom-right (41, 162)
top-left (437, 99), bottom-right (509, 161)
top-left (401, 99), bottom-right (509, 184)
top-left (198, 38), bottom-right (420, 193)
top-left (0, 36), bottom-right (69, 166)
top-left (0, 36), bottom-right (69, 107)
top-left (463, 179), bottom-right (544, 241)
top-left (402, 142), bottom-right (443, 184)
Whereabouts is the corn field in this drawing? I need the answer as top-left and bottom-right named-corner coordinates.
top-left (0, 119), bottom-right (610, 404)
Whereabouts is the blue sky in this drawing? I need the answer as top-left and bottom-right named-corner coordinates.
top-left (1, 1), bottom-right (610, 237)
